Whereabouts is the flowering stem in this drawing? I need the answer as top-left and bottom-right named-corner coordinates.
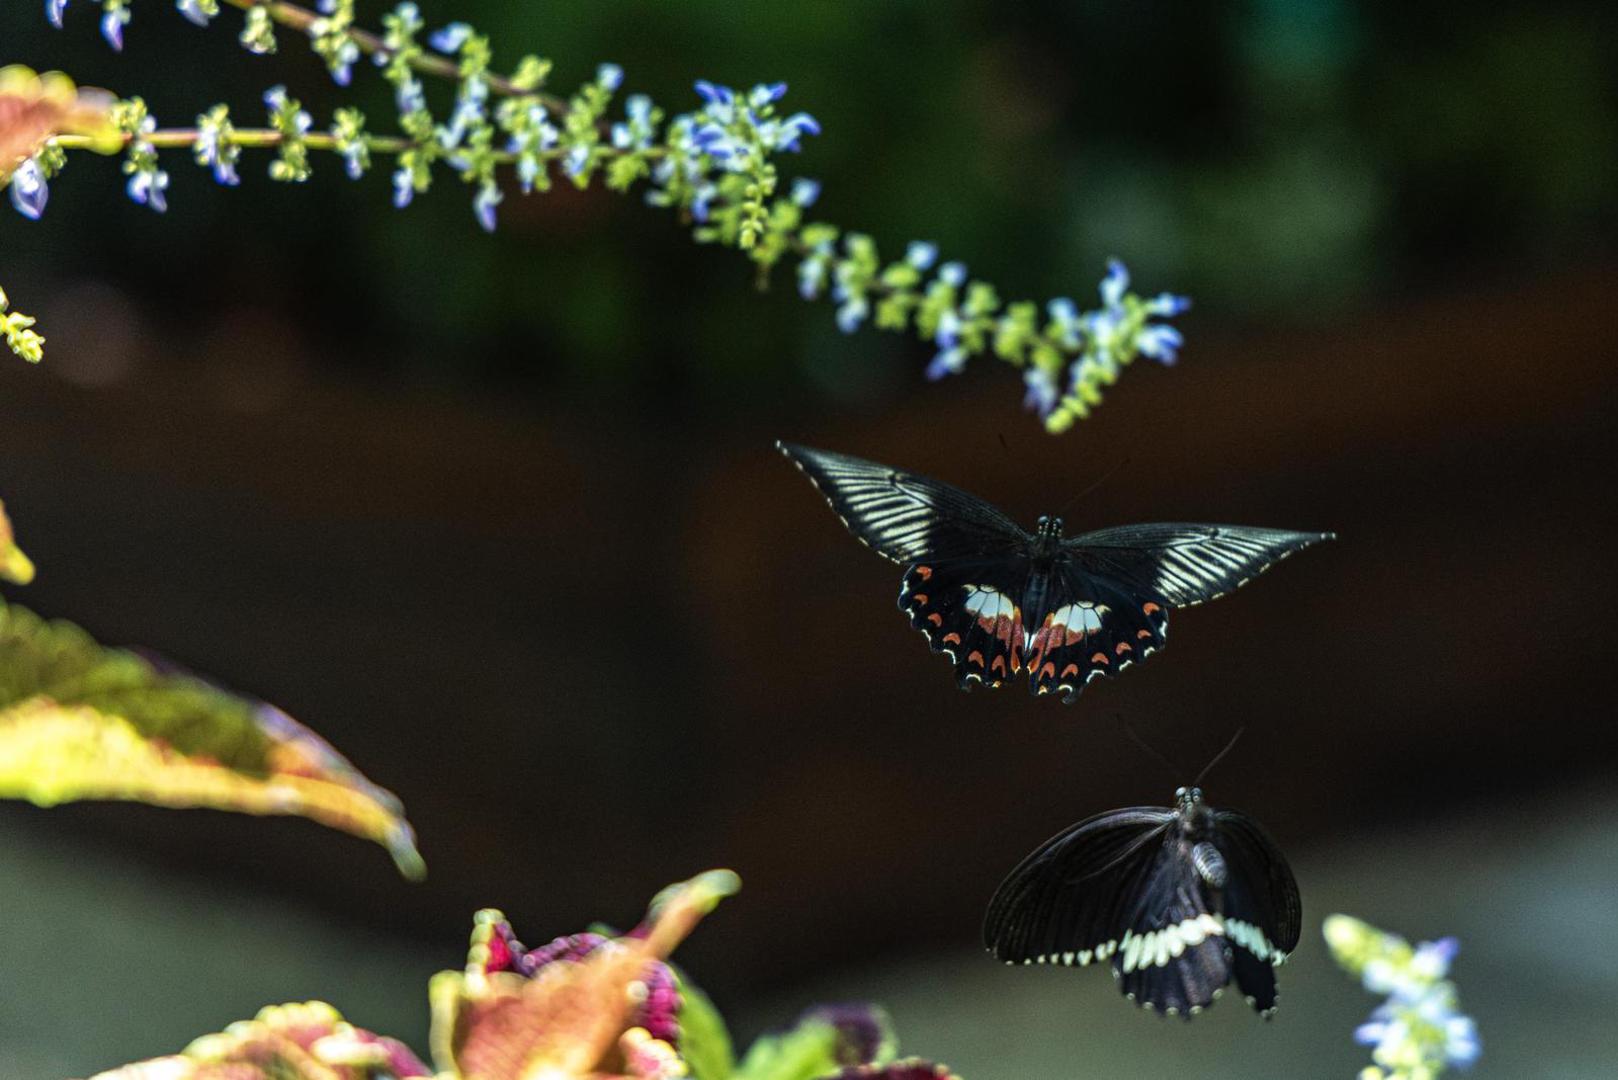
top-left (218, 0), bottom-right (565, 111)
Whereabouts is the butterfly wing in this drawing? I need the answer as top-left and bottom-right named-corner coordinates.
top-left (1024, 563), bottom-right (1169, 701)
top-left (1213, 809), bottom-right (1301, 1017)
top-left (777, 442), bottom-right (1028, 565)
top-left (900, 558), bottom-right (1029, 689)
top-left (1063, 524), bottom-right (1334, 607)
top-left (983, 808), bottom-right (1175, 969)
top-left (1110, 839), bottom-right (1234, 1016)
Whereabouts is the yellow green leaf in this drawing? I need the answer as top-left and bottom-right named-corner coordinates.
top-left (81, 1000), bottom-right (432, 1080)
top-left (0, 498), bottom-right (33, 584)
top-left (0, 600), bottom-right (424, 878)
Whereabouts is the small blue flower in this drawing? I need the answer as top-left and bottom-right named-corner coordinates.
top-left (690, 181), bottom-right (717, 223)
top-left (596, 63), bottom-right (624, 92)
top-left (473, 180), bottom-right (502, 233)
top-left (771, 112), bottom-right (820, 152)
top-left (428, 22), bottom-right (473, 53)
top-left (905, 241), bottom-right (938, 271)
top-left (790, 177), bottom-right (821, 208)
top-left (938, 261), bottom-right (967, 288)
top-left (1023, 367), bottom-right (1059, 416)
top-left (196, 128), bottom-right (240, 186)
top-left (176, 0), bottom-right (212, 26)
top-left (934, 308), bottom-right (962, 349)
top-left (562, 145), bottom-right (591, 179)
top-left (45, 0), bottom-right (67, 30)
top-left (395, 74), bottom-right (427, 116)
top-left (327, 41), bottom-right (360, 86)
top-left (101, 4), bottom-right (130, 50)
top-left (694, 80), bottom-right (734, 107)
top-left (835, 296), bottom-right (869, 334)
top-left (392, 165), bottom-right (415, 208)
top-left (1136, 324), bottom-right (1183, 365)
top-left (798, 258), bottom-right (828, 301)
top-left (1145, 291), bottom-right (1191, 317)
top-left (1100, 257), bottom-right (1129, 308)
top-left (127, 168), bottom-right (169, 213)
top-left (926, 345), bottom-right (967, 381)
top-left (8, 159), bottom-right (48, 220)
top-left (749, 82), bottom-right (788, 107)
top-left (1046, 297), bottom-right (1081, 349)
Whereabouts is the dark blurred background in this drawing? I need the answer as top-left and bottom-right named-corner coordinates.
top-left (4, 2), bottom-right (1618, 1076)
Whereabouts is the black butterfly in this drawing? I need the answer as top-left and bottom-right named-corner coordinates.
top-left (777, 442), bottom-right (1333, 701)
top-left (983, 785), bottom-right (1300, 1018)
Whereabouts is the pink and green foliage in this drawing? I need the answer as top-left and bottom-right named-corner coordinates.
top-left (85, 871), bottom-right (964, 1080)
top-left (0, 599), bottom-right (424, 877)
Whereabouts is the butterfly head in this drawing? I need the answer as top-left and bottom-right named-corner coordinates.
top-left (1173, 785), bottom-right (1207, 816)
top-left (1034, 515), bottom-right (1065, 541)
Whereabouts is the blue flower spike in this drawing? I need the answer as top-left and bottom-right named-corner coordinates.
top-left (1325, 915), bottom-right (1482, 1080)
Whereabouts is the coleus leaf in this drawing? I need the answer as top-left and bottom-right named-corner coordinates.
top-left (80, 999), bottom-right (432, 1080)
top-left (0, 64), bottom-right (121, 184)
top-left (733, 1004), bottom-right (898, 1080)
top-left (0, 497), bottom-right (32, 584)
top-left (827, 1064), bottom-right (962, 1080)
top-left (429, 868), bottom-right (741, 1080)
top-left (0, 600), bottom-right (424, 878)
top-left (674, 972), bottom-right (736, 1080)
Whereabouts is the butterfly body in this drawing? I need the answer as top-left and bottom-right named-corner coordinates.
top-left (984, 786), bottom-right (1300, 1018)
top-left (779, 441), bottom-right (1333, 701)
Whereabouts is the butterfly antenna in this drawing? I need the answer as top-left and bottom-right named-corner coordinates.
top-left (1056, 456), bottom-right (1130, 516)
top-left (1118, 716), bottom-right (1182, 783)
top-left (1194, 727), bottom-right (1246, 787)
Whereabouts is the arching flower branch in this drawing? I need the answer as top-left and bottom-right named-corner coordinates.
top-left (6, 1), bottom-right (1189, 431)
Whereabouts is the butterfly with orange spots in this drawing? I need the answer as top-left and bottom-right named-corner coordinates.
top-left (778, 442), bottom-right (1333, 701)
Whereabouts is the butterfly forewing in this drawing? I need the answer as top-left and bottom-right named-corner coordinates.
top-left (983, 808), bottom-right (1174, 967)
top-left (1065, 524), bottom-right (1334, 607)
top-left (776, 442), bottom-right (1027, 565)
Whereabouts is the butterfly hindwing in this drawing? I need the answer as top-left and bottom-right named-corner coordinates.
top-left (1065, 524), bottom-right (1334, 607)
top-left (1025, 567), bottom-right (1169, 701)
top-left (1111, 842), bottom-right (1231, 1017)
top-left (777, 442), bottom-right (1027, 565)
top-left (900, 559), bottom-right (1027, 688)
top-left (1213, 809), bottom-right (1301, 1016)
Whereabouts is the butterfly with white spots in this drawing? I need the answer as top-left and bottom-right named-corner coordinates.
top-left (777, 442), bottom-right (1333, 701)
top-left (983, 785), bottom-right (1300, 1018)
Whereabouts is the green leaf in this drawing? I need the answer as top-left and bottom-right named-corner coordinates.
top-left (675, 971), bottom-right (736, 1080)
top-left (735, 1005), bottom-right (895, 1080)
top-left (0, 600), bottom-right (424, 878)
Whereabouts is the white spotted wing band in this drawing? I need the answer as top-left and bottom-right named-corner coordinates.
top-left (983, 786), bottom-right (1300, 1018)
